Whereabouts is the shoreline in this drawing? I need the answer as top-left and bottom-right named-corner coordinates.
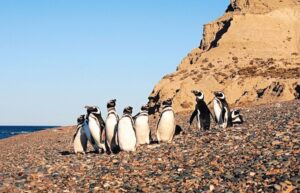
top-left (0, 126), bottom-right (61, 141)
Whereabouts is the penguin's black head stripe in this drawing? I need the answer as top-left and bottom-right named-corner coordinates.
top-left (192, 90), bottom-right (204, 101)
top-left (77, 115), bottom-right (85, 124)
top-left (162, 99), bottom-right (172, 107)
top-left (214, 91), bottom-right (225, 99)
top-left (141, 104), bottom-right (149, 111)
top-left (123, 106), bottom-right (133, 115)
top-left (85, 106), bottom-right (101, 115)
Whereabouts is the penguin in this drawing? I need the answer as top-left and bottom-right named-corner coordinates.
top-left (189, 90), bottom-right (211, 131)
top-left (83, 116), bottom-right (95, 150)
top-left (105, 99), bottom-right (119, 153)
top-left (83, 106), bottom-right (107, 153)
top-left (156, 99), bottom-right (176, 143)
top-left (213, 91), bottom-right (231, 128)
top-left (134, 105), bottom-right (150, 146)
top-left (231, 109), bottom-right (244, 124)
top-left (72, 115), bottom-right (87, 154)
top-left (117, 106), bottom-right (137, 152)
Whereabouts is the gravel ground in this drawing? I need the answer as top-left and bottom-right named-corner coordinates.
top-left (0, 100), bottom-right (299, 192)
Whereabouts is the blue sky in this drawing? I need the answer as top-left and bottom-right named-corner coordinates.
top-left (0, 0), bottom-right (229, 125)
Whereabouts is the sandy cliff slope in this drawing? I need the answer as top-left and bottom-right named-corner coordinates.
top-left (149, 0), bottom-right (300, 112)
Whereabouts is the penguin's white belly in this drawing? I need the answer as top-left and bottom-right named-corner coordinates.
top-left (135, 116), bottom-right (150, 145)
top-left (74, 127), bottom-right (87, 153)
top-left (157, 111), bottom-right (175, 142)
top-left (118, 117), bottom-right (136, 151)
top-left (213, 99), bottom-right (222, 123)
top-left (88, 118), bottom-right (101, 147)
top-left (105, 115), bottom-right (118, 148)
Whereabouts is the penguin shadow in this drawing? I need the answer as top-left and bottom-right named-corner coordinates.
top-left (174, 125), bottom-right (183, 136)
top-left (149, 140), bottom-right (159, 145)
top-left (60, 151), bottom-right (73, 155)
top-left (59, 150), bottom-right (110, 156)
top-left (107, 147), bottom-right (121, 155)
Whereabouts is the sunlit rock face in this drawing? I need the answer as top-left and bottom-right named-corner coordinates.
top-left (149, 0), bottom-right (300, 113)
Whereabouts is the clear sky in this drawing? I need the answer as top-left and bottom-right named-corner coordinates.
top-left (0, 0), bottom-right (229, 126)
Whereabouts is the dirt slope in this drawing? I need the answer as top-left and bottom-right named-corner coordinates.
top-left (149, 0), bottom-right (300, 112)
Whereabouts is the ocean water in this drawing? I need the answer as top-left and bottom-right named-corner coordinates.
top-left (0, 126), bottom-right (58, 140)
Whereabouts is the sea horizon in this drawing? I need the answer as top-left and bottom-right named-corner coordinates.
top-left (0, 125), bottom-right (59, 140)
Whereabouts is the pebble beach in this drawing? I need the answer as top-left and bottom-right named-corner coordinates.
top-left (0, 100), bottom-right (299, 192)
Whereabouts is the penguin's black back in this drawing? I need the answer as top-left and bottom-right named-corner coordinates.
top-left (220, 99), bottom-right (231, 126)
top-left (197, 100), bottom-right (211, 130)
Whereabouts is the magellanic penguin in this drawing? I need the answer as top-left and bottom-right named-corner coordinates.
top-left (72, 115), bottom-right (87, 154)
top-left (189, 90), bottom-right (211, 131)
top-left (118, 106), bottom-right (137, 152)
top-left (83, 106), bottom-right (107, 153)
top-left (134, 105), bottom-right (150, 146)
top-left (213, 91), bottom-right (231, 129)
top-left (231, 109), bottom-right (244, 124)
top-left (105, 99), bottom-right (119, 153)
top-left (156, 99), bottom-right (176, 143)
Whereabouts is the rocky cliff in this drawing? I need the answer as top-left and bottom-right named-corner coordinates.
top-left (149, 0), bottom-right (300, 112)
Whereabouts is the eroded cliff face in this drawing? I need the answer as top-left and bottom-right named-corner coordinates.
top-left (149, 0), bottom-right (300, 113)
top-left (229, 0), bottom-right (299, 13)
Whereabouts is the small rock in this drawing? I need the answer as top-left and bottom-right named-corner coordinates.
top-left (177, 168), bottom-right (183, 172)
top-left (273, 184), bottom-right (281, 191)
top-left (94, 186), bottom-right (101, 190)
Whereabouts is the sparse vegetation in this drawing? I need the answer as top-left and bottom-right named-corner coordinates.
top-left (181, 101), bottom-right (193, 109)
top-left (178, 69), bottom-right (188, 74)
top-left (202, 58), bottom-right (209, 63)
top-left (207, 63), bottom-right (214, 68)
top-left (232, 56), bottom-right (238, 64)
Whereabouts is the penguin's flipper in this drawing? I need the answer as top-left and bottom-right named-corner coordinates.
top-left (100, 127), bottom-right (106, 143)
top-left (189, 109), bottom-right (197, 126)
top-left (130, 117), bottom-right (136, 132)
top-left (72, 125), bottom-right (81, 143)
top-left (156, 114), bottom-right (162, 131)
top-left (115, 129), bottom-right (119, 146)
top-left (223, 108), bottom-right (229, 128)
top-left (100, 119), bottom-right (106, 131)
top-left (89, 135), bottom-right (96, 147)
top-left (219, 103), bottom-right (226, 124)
top-left (132, 112), bottom-right (140, 121)
top-left (209, 108), bottom-right (217, 124)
